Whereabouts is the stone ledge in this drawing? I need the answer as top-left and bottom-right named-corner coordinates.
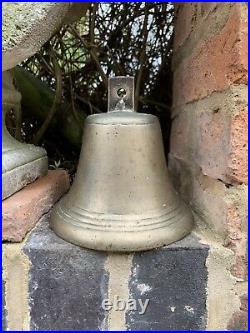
top-left (126, 234), bottom-right (209, 330)
top-left (2, 170), bottom-right (70, 242)
top-left (3, 213), bottom-right (209, 330)
top-left (23, 215), bottom-right (108, 331)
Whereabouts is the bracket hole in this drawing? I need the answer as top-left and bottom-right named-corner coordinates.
top-left (117, 88), bottom-right (126, 98)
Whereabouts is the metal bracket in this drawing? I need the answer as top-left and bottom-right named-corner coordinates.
top-left (108, 76), bottom-right (135, 112)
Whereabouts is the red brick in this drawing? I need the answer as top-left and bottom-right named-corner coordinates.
top-left (173, 3), bottom-right (198, 52)
top-left (200, 2), bottom-right (218, 18)
top-left (169, 155), bottom-right (247, 279)
top-left (173, 2), bottom-right (220, 53)
top-left (2, 170), bottom-right (70, 242)
top-left (227, 310), bottom-right (248, 331)
top-left (169, 155), bottom-right (228, 236)
top-left (171, 87), bottom-right (248, 185)
top-left (173, 4), bottom-right (248, 108)
top-left (170, 110), bottom-right (192, 161)
top-left (228, 110), bottom-right (248, 184)
top-left (227, 294), bottom-right (248, 330)
top-left (196, 109), bottom-right (248, 185)
top-left (196, 108), bottom-right (230, 182)
top-left (226, 203), bottom-right (248, 280)
top-left (240, 294), bottom-right (248, 312)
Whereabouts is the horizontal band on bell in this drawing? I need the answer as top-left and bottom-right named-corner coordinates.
top-left (50, 207), bottom-right (193, 252)
top-left (51, 198), bottom-right (192, 232)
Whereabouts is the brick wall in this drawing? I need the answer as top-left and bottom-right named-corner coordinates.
top-left (170, 3), bottom-right (248, 329)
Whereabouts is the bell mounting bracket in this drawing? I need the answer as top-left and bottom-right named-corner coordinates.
top-left (108, 76), bottom-right (135, 112)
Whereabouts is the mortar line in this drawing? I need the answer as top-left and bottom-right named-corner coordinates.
top-left (105, 253), bottom-right (133, 330)
top-left (3, 241), bottom-right (31, 330)
top-left (193, 226), bottom-right (241, 330)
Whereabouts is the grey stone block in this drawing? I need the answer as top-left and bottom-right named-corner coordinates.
top-left (126, 234), bottom-right (209, 330)
top-left (4, 212), bottom-right (210, 330)
top-left (23, 216), bottom-right (108, 331)
top-left (2, 280), bottom-right (7, 331)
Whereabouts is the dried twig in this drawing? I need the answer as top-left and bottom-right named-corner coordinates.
top-left (135, 4), bottom-right (149, 111)
top-left (75, 94), bottom-right (102, 114)
top-left (33, 51), bottom-right (62, 144)
top-left (69, 25), bottom-right (108, 88)
top-left (69, 75), bottom-right (84, 129)
top-left (139, 96), bottom-right (170, 111)
top-left (22, 2), bottom-right (174, 148)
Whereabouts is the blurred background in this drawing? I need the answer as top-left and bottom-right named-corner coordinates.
top-left (9, 2), bottom-right (174, 179)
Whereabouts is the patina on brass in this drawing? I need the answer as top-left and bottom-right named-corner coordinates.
top-left (50, 77), bottom-right (193, 252)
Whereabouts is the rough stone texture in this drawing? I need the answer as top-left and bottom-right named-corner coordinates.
top-left (227, 294), bottom-right (248, 330)
top-left (171, 85), bottom-right (248, 185)
top-left (229, 110), bottom-right (248, 184)
top-left (169, 155), bottom-right (248, 281)
top-left (2, 2), bottom-right (89, 71)
top-left (4, 214), bottom-right (242, 330)
top-left (173, 3), bottom-right (198, 52)
top-left (2, 281), bottom-right (7, 331)
top-left (2, 153), bottom-right (48, 201)
top-left (171, 1), bottom-right (248, 291)
top-left (173, 3), bottom-right (234, 69)
top-left (23, 216), bottom-right (108, 331)
top-left (2, 170), bottom-right (70, 242)
top-left (173, 2), bottom-right (222, 53)
top-left (173, 3), bottom-right (248, 108)
top-left (171, 1), bottom-right (248, 292)
top-left (126, 234), bottom-right (209, 330)
top-left (2, 70), bottom-right (48, 199)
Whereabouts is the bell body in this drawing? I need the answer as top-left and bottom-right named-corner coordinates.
top-left (50, 111), bottom-right (193, 251)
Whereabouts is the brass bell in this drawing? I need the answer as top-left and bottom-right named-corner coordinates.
top-left (50, 77), bottom-right (193, 251)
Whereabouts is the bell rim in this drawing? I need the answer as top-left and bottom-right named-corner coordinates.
top-left (49, 200), bottom-right (193, 252)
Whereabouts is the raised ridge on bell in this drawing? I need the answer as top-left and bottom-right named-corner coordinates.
top-left (51, 197), bottom-right (191, 232)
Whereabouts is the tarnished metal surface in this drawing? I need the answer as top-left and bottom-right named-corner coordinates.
top-left (50, 77), bottom-right (193, 251)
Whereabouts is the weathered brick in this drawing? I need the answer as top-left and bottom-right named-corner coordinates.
top-left (226, 202), bottom-right (248, 280)
top-left (170, 86), bottom-right (248, 185)
top-left (2, 280), bottom-right (7, 330)
top-left (196, 106), bottom-right (248, 185)
top-left (173, 2), bottom-right (219, 53)
top-left (240, 295), bottom-right (248, 312)
top-left (169, 155), bottom-right (248, 280)
top-left (173, 3), bottom-right (198, 52)
top-left (200, 2), bottom-right (218, 18)
top-left (23, 216), bottom-right (108, 331)
top-left (196, 108), bottom-right (231, 182)
top-left (227, 310), bottom-right (248, 331)
top-left (126, 234), bottom-right (209, 331)
top-left (173, 3), bottom-right (233, 69)
top-left (228, 110), bottom-right (248, 184)
top-left (170, 109), bottom-right (194, 162)
top-left (169, 155), bottom-right (228, 236)
top-left (173, 4), bottom-right (248, 108)
top-left (2, 170), bottom-right (70, 242)
top-left (3, 215), bottom-right (109, 331)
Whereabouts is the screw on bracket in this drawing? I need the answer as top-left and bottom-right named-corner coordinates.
top-left (108, 77), bottom-right (135, 112)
